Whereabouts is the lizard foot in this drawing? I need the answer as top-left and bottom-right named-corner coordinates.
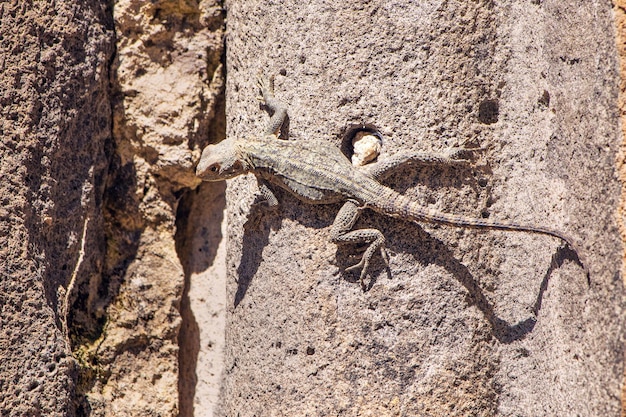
top-left (257, 75), bottom-right (275, 103)
top-left (345, 245), bottom-right (389, 291)
top-left (257, 74), bottom-right (288, 137)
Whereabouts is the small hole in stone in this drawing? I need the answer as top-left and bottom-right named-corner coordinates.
top-left (340, 123), bottom-right (382, 161)
top-left (478, 99), bottom-right (499, 124)
top-left (306, 346), bottom-right (315, 355)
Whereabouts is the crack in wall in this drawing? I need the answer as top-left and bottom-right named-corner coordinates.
top-left (176, 181), bottom-right (227, 417)
top-left (177, 73), bottom-right (227, 417)
top-left (68, 1), bottom-right (225, 415)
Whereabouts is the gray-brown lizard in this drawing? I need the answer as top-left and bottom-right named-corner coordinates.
top-left (196, 76), bottom-right (586, 289)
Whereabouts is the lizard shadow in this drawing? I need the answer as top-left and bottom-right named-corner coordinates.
top-left (232, 158), bottom-right (579, 342)
top-left (234, 189), bottom-right (334, 307)
top-left (234, 160), bottom-right (490, 306)
top-left (234, 203), bottom-right (280, 307)
top-left (234, 189), bottom-right (575, 344)
top-left (365, 215), bottom-right (576, 344)
top-left (352, 157), bottom-right (561, 342)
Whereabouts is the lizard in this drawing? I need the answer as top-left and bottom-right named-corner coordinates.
top-left (196, 76), bottom-right (587, 289)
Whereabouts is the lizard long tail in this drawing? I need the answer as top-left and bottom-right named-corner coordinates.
top-left (370, 190), bottom-right (588, 278)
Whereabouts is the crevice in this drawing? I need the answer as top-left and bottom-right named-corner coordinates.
top-left (175, 181), bottom-right (227, 417)
top-left (175, 189), bottom-right (201, 417)
top-left (177, 72), bottom-right (227, 416)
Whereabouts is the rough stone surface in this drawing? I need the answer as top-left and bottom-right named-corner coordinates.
top-left (69, 1), bottom-right (225, 415)
top-left (221, 1), bottom-right (624, 416)
top-left (612, 2), bottom-right (626, 415)
top-left (3, 1), bottom-right (625, 415)
top-left (0, 1), bottom-right (114, 416)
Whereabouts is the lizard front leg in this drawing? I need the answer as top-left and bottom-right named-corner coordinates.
top-left (246, 178), bottom-right (280, 229)
top-left (258, 76), bottom-right (288, 137)
top-left (255, 178), bottom-right (279, 207)
top-left (330, 200), bottom-right (389, 290)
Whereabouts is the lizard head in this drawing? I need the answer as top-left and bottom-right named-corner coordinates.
top-left (196, 139), bottom-right (247, 181)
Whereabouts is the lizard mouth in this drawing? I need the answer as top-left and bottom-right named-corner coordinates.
top-left (196, 159), bottom-right (244, 181)
top-left (195, 159), bottom-right (213, 179)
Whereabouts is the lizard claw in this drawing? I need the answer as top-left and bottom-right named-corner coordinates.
top-left (441, 147), bottom-right (488, 168)
top-left (380, 247), bottom-right (390, 267)
top-left (256, 74), bottom-right (264, 88)
top-left (257, 75), bottom-right (277, 110)
top-left (446, 141), bottom-right (490, 164)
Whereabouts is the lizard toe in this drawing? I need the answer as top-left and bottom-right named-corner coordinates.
top-left (345, 259), bottom-right (365, 273)
top-left (359, 266), bottom-right (370, 291)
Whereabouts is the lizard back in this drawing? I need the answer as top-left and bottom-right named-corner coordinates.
top-left (242, 135), bottom-right (383, 204)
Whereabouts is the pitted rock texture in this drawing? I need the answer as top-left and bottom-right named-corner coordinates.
top-left (220, 1), bottom-right (624, 416)
top-left (2, 1), bottom-right (625, 416)
top-left (0, 1), bottom-right (113, 416)
top-left (611, 2), bottom-right (626, 415)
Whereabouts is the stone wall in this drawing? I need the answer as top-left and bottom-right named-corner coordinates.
top-left (220, 1), bottom-right (624, 416)
top-left (71, 1), bottom-right (225, 415)
top-left (1, 1), bottom-right (624, 416)
top-left (0, 2), bottom-right (113, 416)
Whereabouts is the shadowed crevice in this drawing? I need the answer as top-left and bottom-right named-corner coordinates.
top-left (176, 181), bottom-right (227, 417)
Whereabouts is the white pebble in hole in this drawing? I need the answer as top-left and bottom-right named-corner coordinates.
top-left (351, 132), bottom-right (382, 166)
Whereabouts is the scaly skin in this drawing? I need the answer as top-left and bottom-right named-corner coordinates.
top-left (196, 76), bottom-right (587, 289)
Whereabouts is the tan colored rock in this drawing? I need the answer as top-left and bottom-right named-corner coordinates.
top-left (112, 0), bottom-right (224, 188)
top-left (72, 1), bottom-right (225, 415)
top-left (351, 132), bottom-right (382, 166)
top-left (611, 2), bottom-right (626, 415)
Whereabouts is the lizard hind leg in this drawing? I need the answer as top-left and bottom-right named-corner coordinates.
top-left (331, 200), bottom-right (389, 290)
